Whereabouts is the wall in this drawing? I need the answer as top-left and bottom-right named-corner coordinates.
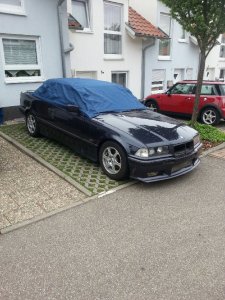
top-left (147, 1), bottom-right (199, 96)
top-left (0, 0), bottom-right (65, 109)
top-left (68, 0), bottom-right (142, 98)
top-left (205, 34), bottom-right (225, 80)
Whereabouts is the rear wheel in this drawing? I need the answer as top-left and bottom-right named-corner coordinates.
top-left (26, 112), bottom-right (40, 137)
top-left (145, 99), bottom-right (158, 112)
top-left (200, 107), bottom-right (220, 125)
top-left (99, 141), bottom-right (128, 181)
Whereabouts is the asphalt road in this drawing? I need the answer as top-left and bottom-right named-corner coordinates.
top-left (1, 156), bottom-right (225, 300)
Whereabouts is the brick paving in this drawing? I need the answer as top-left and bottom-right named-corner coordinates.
top-left (0, 136), bottom-right (85, 231)
top-left (209, 147), bottom-right (225, 159)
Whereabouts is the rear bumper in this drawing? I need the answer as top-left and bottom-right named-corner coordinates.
top-left (128, 144), bottom-right (202, 183)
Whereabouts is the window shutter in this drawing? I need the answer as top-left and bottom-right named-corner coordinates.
top-left (3, 39), bottom-right (38, 65)
top-left (152, 69), bottom-right (165, 82)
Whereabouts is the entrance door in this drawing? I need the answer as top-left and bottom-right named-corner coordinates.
top-left (173, 68), bottom-right (184, 83)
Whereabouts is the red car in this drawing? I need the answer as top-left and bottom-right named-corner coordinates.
top-left (144, 81), bottom-right (225, 125)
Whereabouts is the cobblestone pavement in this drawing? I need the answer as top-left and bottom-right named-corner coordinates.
top-left (0, 136), bottom-right (86, 231)
top-left (210, 147), bottom-right (225, 159)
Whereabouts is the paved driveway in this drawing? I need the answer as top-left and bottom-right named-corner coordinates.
top-left (1, 155), bottom-right (225, 300)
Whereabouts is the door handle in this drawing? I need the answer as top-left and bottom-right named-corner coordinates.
top-left (203, 97), bottom-right (207, 101)
top-left (185, 97), bottom-right (191, 100)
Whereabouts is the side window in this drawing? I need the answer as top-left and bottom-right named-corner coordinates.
top-left (200, 85), bottom-right (215, 95)
top-left (170, 83), bottom-right (194, 94)
top-left (71, 0), bottom-right (90, 30)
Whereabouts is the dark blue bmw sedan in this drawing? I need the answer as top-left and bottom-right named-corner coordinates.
top-left (20, 78), bottom-right (202, 182)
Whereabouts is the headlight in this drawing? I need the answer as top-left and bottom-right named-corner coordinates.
top-left (135, 148), bottom-right (149, 158)
top-left (193, 134), bottom-right (200, 146)
top-left (135, 146), bottom-right (169, 158)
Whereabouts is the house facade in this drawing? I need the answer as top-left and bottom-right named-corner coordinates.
top-left (67, 0), bottom-right (143, 98)
top-left (130, 0), bottom-right (200, 97)
top-left (205, 33), bottom-right (225, 81)
top-left (68, 0), bottom-right (200, 99)
top-left (0, 0), bottom-right (71, 120)
top-left (67, 0), bottom-right (171, 99)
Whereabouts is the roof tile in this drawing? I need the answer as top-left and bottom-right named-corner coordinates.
top-left (128, 7), bottom-right (166, 38)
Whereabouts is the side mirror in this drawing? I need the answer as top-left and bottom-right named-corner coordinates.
top-left (67, 104), bottom-right (79, 113)
top-left (166, 90), bottom-right (172, 96)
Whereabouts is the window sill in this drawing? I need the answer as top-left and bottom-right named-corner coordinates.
top-left (0, 9), bottom-right (26, 16)
top-left (178, 39), bottom-right (188, 43)
top-left (158, 56), bottom-right (171, 61)
top-left (5, 77), bottom-right (45, 84)
top-left (104, 55), bottom-right (124, 61)
top-left (74, 29), bottom-right (93, 34)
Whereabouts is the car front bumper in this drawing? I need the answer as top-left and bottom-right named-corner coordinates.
top-left (128, 144), bottom-right (202, 183)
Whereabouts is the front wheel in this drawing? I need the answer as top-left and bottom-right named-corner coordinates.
top-left (26, 112), bottom-right (40, 137)
top-left (99, 141), bottom-right (129, 181)
top-left (200, 107), bottom-right (220, 125)
top-left (145, 100), bottom-right (158, 112)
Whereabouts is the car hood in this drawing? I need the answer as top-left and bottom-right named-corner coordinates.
top-left (95, 110), bottom-right (197, 146)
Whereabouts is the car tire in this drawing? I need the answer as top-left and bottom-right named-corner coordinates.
top-left (99, 141), bottom-right (129, 181)
top-left (200, 107), bottom-right (220, 126)
top-left (145, 99), bottom-right (159, 112)
top-left (26, 112), bottom-right (40, 137)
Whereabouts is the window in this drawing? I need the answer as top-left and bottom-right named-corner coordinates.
top-left (179, 27), bottom-right (187, 42)
top-left (112, 72), bottom-right (127, 87)
top-left (75, 71), bottom-right (97, 79)
top-left (71, 0), bottom-right (90, 30)
top-left (219, 69), bottom-right (225, 80)
top-left (158, 13), bottom-right (171, 58)
top-left (170, 83), bottom-right (195, 94)
top-left (201, 85), bottom-right (216, 95)
top-left (1, 36), bottom-right (43, 83)
top-left (219, 33), bottom-right (225, 59)
top-left (0, 0), bottom-right (25, 15)
top-left (104, 2), bottom-right (122, 56)
top-left (151, 69), bottom-right (165, 94)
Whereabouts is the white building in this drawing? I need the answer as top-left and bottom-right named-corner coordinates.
top-left (205, 33), bottom-right (225, 81)
top-left (130, 0), bottom-right (200, 97)
top-left (67, 0), bottom-right (166, 99)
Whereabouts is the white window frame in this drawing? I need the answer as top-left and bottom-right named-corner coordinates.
top-left (0, 0), bottom-right (25, 15)
top-left (158, 13), bottom-right (172, 61)
top-left (178, 28), bottom-right (188, 43)
top-left (0, 35), bottom-right (44, 84)
top-left (71, 0), bottom-right (91, 32)
top-left (104, 1), bottom-right (123, 60)
top-left (111, 71), bottom-right (128, 87)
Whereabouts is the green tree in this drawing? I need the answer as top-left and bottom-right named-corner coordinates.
top-left (161, 0), bottom-right (225, 126)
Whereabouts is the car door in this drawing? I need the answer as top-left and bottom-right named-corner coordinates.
top-left (160, 83), bottom-right (195, 114)
top-left (198, 84), bottom-right (218, 110)
top-left (48, 104), bottom-right (102, 161)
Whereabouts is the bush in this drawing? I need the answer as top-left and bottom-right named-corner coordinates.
top-left (189, 122), bottom-right (225, 142)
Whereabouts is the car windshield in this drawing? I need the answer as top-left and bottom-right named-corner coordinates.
top-left (220, 84), bottom-right (225, 95)
top-left (33, 78), bottom-right (146, 118)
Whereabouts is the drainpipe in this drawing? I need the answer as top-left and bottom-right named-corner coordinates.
top-left (58, 0), bottom-right (67, 77)
top-left (141, 38), bottom-right (155, 99)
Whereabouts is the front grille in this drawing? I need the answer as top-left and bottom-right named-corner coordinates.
top-left (173, 141), bottom-right (194, 157)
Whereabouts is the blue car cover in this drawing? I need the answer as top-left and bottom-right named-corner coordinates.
top-left (32, 78), bottom-right (145, 118)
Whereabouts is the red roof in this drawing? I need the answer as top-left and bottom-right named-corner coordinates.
top-left (128, 7), bottom-right (167, 38)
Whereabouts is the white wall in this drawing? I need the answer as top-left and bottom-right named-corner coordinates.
top-left (205, 34), bottom-right (225, 80)
top-left (129, 0), bottom-right (158, 24)
top-left (68, 0), bottom-right (142, 98)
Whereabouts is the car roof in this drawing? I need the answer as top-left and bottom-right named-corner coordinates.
top-left (179, 80), bottom-right (224, 85)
